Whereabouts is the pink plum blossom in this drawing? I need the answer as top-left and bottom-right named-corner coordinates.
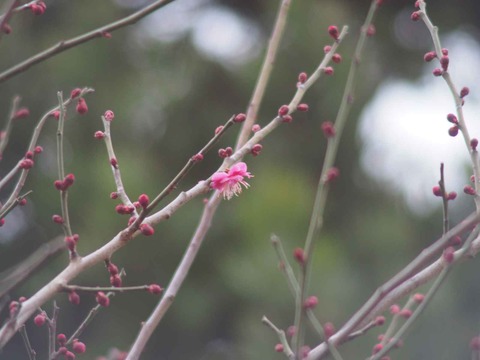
top-left (211, 162), bottom-right (253, 200)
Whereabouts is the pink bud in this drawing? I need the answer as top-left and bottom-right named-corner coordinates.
top-left (448, 126), bottom-right (459, 137)
top-left (447, 191), bottom-right (457, 200)
top-left (148, 284), bottom-right (163, 295)
top-left (76, 98), bottom-right (88, 115)
top-left (52, 214), bottom-right (64, 224)
top-left (251, 144), bottom-right (263, 157)
top-left (110, 275), bottom-right (122, 287)
top-left (138, 194), bottom-right (150, 208)
top-left (94, 131), bottom-right (105, 139)
top-left (440, 56), bottom-right (449, 71)
top-left (399, 309), bottom-right (412, 318)
top-left (274, 344), bottom-right (284, 352)
top-left (298, 72), bottom-right (308, 84)
top-left (471, 138), bottom-right (478, 151)
top-left (464, 185), bottom-right (476, 195)
top-left (446, 113), bottom-right (458, 124)
top-left (366, 24), bottom-right (376, 37)
top-left (14, 108), bottom-right (30, 119)
top-left (57, 333), bottom-right (67, 345)
top-left (68, 291), bottom-right (80, 305)
top-left (72, 341), bottom-right (86, 354)
top-left (278, 105), bottom-right (289, 117)
top-left (140, 223), bottom-right (154, 236)
top-left (433, 68), bottom-right (443, 77)
top-left (96, 292), bottom-right (110, 307)
top-left (323, 322), bottom-right (335, 339)
top-left (34, 314), bottom-right (46, 326)
top-left (328, 25), bottom-right (339, 40)
top-left (324, 67), bottom-right (334, 75)
top-left (413, 293), bottom-right (425, 303)
top-left (34, 146), bottom-right (43, 154)
top-left (432, 186), bottom-right (443, 197)
top-left (70, 88), bottom-right (82, 99)
top-left (297, 104), bottom-right (309, 112)
top-left (191, 153), bottom-right (204, 162)
top-left (375, 316), bottom-right (385, 326)
top-left (303, 295), bottom-right (318, 309)
top-left (234, 113), bottom-right (246, 123)
top-left (443, 246), bottom-right (455, 263)
top-left (390, 304), bottom-right (400, 314)
top-left (104, 110), bottom-right (115, 121)
top-left (423, 51), bottom-right (436, 62)
top-left (110, 158), bottom-right (118, 168)
top-left (460, 87), bottom-right (470, 98)
top-left (321, 121), bottom-right (336, 138)
top-left (332, 54), bottom-right (342, 63)
top-left (215, 126), bottom-right (224, 135)
top-left (110, 192), bottom-right (118, 199)
top-left (372, 343), bottom-right (383, 355)
top-left (410, 11), bottom-right (420, 21)
top-left (252, 124), bottom-right (261, 132)
top-left (293, 248), bottom-right (305, 265)
top-left (325, 167), bottom-right (340, 183)
top-left (281, 115), bottom-right (293, 123)
top-left (19, 159), bottom-right (34, 169)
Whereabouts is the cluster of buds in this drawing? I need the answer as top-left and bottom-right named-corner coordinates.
top-left (278, 105), bottom-right (292, 123)
top-left (115, 203), bottom-right (135, 215)
top-left (64, 234), bottom-right (80, 252)
top-left (54, 173), bottom-right (76, 191)
top-left (30, 1), bottom-right (47, 15)
top-left (250, 144), bottom-right (262, 157)
top-left (432, 185), bottom-right (456, 201)
top-left (218, 147), bottom-right (233, 158)
top-left (54, 333), bottom-right (87, 359)
top-left (107, 261), bottom-right (122, 287)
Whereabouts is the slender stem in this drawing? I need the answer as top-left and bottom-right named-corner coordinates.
top-left (419, 0), bottom-right (480, 210)
top-left (271, 234), bottom-right (299, 296)
top-left (56, 92), bottom-right (73, 239)
top-left (438, 163), bottom-right (449, 233)
top-left (0, 0), bottom-right (18, 42)
top-left (20, 325), bottom-right (36, 360)
top-left (295, 1), bottom-right (379, 355)
top-left (262, 316), bottom-right (296, 360)
top-left (0, 96), bottom-right (20, 160)
top-left (47, 302), bottom-right (59, 359)
top-left (101, 116), bottom-right (137, 216)
top-left (235, 0), bottom-right (292, 149)
top-left (63, 285), bottom-right (150, 293)
top-left (0, 0), bottom-right (177, 84)
top-left (65, 292), bottom-right (116, 345)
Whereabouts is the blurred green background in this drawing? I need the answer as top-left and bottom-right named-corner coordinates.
top-left (1, 0), bottom-right (480, 359)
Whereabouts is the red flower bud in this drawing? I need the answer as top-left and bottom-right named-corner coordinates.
top-left (76, 98), bottom-right (88, 115)
top-left (140, 223), bottom-right (154, 236)
top-left (70, 88), bottom-right (82, 99)
top-left (34, 314), bottom-right (46, 326)
top-left (328, 25), bottom-right (339, 40)
top-left (297, 103), bottom-right (309, 112)
top-left (278, 105), bottom-right (289, 116)
top-left (104, 110), bottom-right (114, 121)
top-left (68, 291), bottom-right (80, 305)
top-left (148, 284), bottom-right (163, 295)
top-left (234, 113), bottom-right (246, 123)
top-left (96, 292), bottom-right (110, 307)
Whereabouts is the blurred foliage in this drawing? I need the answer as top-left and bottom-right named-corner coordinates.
top-left (1, 0), bottom-right (480, 359)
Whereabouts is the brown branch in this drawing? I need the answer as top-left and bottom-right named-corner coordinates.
top-left (0, 0), bottom-right (176, 84)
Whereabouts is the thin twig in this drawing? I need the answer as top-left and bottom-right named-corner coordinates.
top-left (418, 0), bottom-right (480, 209)
top-left (235, 0), bottom-right (292, 149)
top-left (20, 325), bottom-right (36, 360)
top-left (296, 1), bottom-right (380, 355)
top-left (262, 316), bottom-right (296, 360)
top-left (0, 88), bottom-right (94, 220)
top-left (0, 96), bottom-right (20, 160)
top-left (0, 0), bottom-right (176, 84)
top-left (63, 285), bottom-right (149, 293)
top-left (0, 0), bottom-right (18, 42)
